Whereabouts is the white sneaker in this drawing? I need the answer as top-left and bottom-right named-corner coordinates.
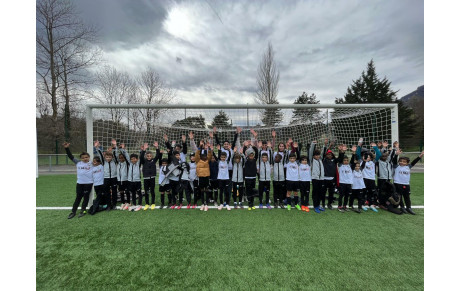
top-left (226, 205), bottom-right (231, 211)
top-left (134, 205), bottom-right (142, 211)
top-left (120, 203), bottom-right (126, 210)
top-left (218, 204), bottom-right (223, 210)
top-left (204, 205), bottom-right (208, 211)
top-left (129, 205), bottom-right (136, 211)
top-left (200, 205), bottom-right (204, 211)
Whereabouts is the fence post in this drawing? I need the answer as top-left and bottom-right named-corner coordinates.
top-left (49, 155), bottom-right (52, 172)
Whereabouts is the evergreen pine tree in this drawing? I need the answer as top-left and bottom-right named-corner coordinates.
top-left (209, 110), bottom-right (232, 129)
top-left (290, 92), bottom-right (322, 124)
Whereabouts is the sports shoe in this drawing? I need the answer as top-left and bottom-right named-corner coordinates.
top-left (314, 207), bottom-right (320, 214)
top-left (160, 204), bottom-right (164, 209)
top-left (200, 205), bottom-right (204, 211)
top-left (370, 205), bottom-right (378, 212)
top-left (120, 203), bottom-right (126, 210)
top-left (186, 204), bottom-right (191, 209)
top-left (214, 201), bottom-right (218, 207)
top-left (252, 206), bottom-right (256, 210)
top-left (259, 204), bottom-right (263, 209)
top-left (305, 206), bottom-right (310, 212)
top-left (280, 203), bottom-right (285, 209)
top-left (266, 204), bottom-right (272, 209)
top-left (123, 203), bottom-right (131, 210)
top-left (362, 206), bottom-right (368, 211)
top-left (223, 202), bottom-right (227, 207)
top-left (248, 206), bottom-right (252, 211)
top-left (295, 204), bottom-right (301, 211)
top-left (406, 208), bottom-right (416, 215)
top-left (319, 206), bottom-right (325, 212)
top-left (234, 203), bottom-right (238, 209)
top-left (144, 204), bottom-right (150, 211)
top-left (343, 206), bottom-right (350, 212)
top-left (327, 204), bottom-right (333, 210)
top-left (218, 204), bottom-right (223, 210)
top-left (226, 205), bottom-right (231, 211)
top-left (204, 205), bottom-right (209, 212)
top-left (353, 208), bottom-right (362, 214)
top-left (134, 205), bottom-right (142, 212)
top-left (192, 204), bottom-right (197, 209)
top-left (78, 211), bottom-right (87, 218)
top-left (171, 204), bottom-right (176, 210)
top-left (287, 205), bottom-right (291, 211)
top-left (301, 205), bottom-right (306, 211)
top-left (177, 204), bottom-right (182, 210)
top-left (338, 206), bottom-right (344, 213)
top-left (68, 212), bottom-right (76, 219)
top-left (150, 204), bottom-right (156, 210)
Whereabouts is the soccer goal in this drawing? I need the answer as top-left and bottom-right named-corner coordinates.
top-left (85, 103), bottom-right (398, 156)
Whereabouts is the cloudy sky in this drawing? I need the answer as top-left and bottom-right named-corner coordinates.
top-left (75, 0), bottom-right (423, 105)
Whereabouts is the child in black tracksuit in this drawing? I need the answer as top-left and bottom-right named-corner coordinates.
top-left (94, 142), bottom-right (118, 210)
top-left (322, 144), bottom-right (338, 210)
top-left (140, 142), bottom-right (161, 210)
top-left (243, 145), bottom-right (258, 210)
top-left (209, 154), bottom-right (219, 205)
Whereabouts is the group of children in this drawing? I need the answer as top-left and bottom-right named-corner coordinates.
top-left (64, 127), bottom-right (423, 219)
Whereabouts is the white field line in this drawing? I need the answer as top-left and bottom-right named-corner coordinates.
top-left (36, 205), bottom-right (425, 210)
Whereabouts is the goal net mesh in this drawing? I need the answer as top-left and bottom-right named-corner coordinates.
top-left (91, 106), bottom-right (393, 154)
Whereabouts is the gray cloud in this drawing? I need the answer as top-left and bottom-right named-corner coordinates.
top-left (77, 0), bottom-right (423, 104)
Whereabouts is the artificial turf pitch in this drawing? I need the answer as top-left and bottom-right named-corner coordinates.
top-left (36, 174), bottom-right (424, 290)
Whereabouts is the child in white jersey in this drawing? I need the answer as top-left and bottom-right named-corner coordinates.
top-left (310, 145), bottom-right (326, 214)
top-left (357, 141), bottom-right (378, 212)
top-left (299, 156), bottom-right (312, 212)
top-left (257, 152), bottom-right (272, 209)
top-left (232, 151), bottom-right (245, 209)
top-left (122, 147), bottom-right (143, 212)
top-left (115, 143), bottom-right (129, 209)
top-left (349, 158), bottom-right (367, 213)
top-left (284, 153), bottom-right (301, 211)
top-left (217, 152), bottom-right (231, 211)
top-left (337, 145), bottom-right (353, 212)
top-left (89, 156), bottom-right (106, 215)
top-left (159, 158), bottom-right (171, 209)
top-left (272, 154), bottom-right (286, 209)
top-left (63, 142), bottom-right (93, 219)
top-left (394, 151), bottom-right (424, 215)
top-left (95, 140), bottom-right (118, 211)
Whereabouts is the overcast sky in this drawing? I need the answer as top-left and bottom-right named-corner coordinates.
top-left (75, 0), bottom-right (423, 105)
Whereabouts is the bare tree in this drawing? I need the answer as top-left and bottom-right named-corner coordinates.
top-left (254, 42), bottom-right (283, 126)
top-left (136, 67), bottom-right (175, 134)
top-left (36, 0), bottom-right (99, 142)
top-left (93, 66), bottom-right (138, 124)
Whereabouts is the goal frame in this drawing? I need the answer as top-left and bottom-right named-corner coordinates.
top-left (86, 103), bottom-right (399, 157)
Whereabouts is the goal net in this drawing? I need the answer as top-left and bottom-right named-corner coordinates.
top-left (86, 104), bottom-right (398, 155)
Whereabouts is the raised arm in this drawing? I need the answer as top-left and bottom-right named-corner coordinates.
top-left (410, 151), bottom-right (424, 168)
top-left (164, 134), bottom-right (172, 151)
top-left (189, 131), bottom-right (198, 152)
top-left (371, 143), bottom-right (382, 161)
top-left (63, 142), bottom-right (79, 164)
top-left (139, 143), bottom-right (147, 165)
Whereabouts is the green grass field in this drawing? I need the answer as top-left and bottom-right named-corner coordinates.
top-left (36, 174), bottom-right (424, 290)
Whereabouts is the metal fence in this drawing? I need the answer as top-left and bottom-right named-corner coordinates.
top-left (38, 154), bottom-right (75, 172)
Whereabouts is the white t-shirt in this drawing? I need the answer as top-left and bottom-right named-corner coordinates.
top-left (393, 165), bottom-right (411, 185)
top-left (338, 165), bottom-right (353, 185)
top-left (352, 170), bottom-right (365, 189)
top-left (362, 160), bottom-right (376, 180)
top-left (92, 165), bottom-right (104, 186)
top-left (285, 162), bottom-right (299, 181)
top-left (217, 161), bottom-right (229, 180)
top-left (299, 163), bottom-right (312, 182)
top-left (76, 161), bottom-right (93, 184)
